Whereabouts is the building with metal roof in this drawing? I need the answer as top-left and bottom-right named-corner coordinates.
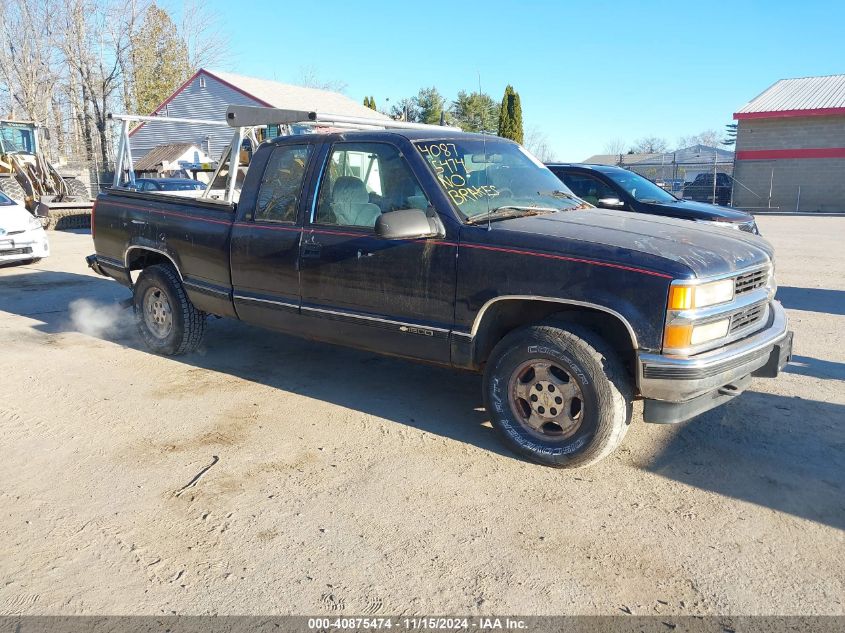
top-left (133, 142), bottom-right (213, 177)
top-left (128, 69), bottom-right (388, 161)
top-left (732, 74), bottom-right (845, 212)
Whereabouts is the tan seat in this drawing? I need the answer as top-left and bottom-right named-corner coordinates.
top-left (330, 176), bottom-right (381, 228)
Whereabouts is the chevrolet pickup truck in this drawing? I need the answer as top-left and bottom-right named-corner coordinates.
top-left (88, 122), bottom-right (792, 468)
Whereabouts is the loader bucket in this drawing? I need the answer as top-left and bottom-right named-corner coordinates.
top-left (37, 198), bottom-right (94, 230)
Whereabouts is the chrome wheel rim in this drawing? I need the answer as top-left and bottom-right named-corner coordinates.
top-left (142, 286), bottom-right (173, 339)
top-left (508, 359), bottom-right (584, 440)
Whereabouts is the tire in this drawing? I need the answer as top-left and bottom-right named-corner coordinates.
top-left (64, 177), bottom-right (90, 199)
top-left (0, 176), bottom-right (26, 204)
top-left (133, 264), bottom-right (206, 355)
top-left (483, 323), bottom-right (632, 468)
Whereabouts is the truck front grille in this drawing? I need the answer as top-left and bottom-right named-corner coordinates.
top-left (734, 268), bottom-right (768, 295)
top-left (730, 303), bottom-right (766, 334)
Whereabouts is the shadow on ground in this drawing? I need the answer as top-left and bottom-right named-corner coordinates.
top-left (0, 269), bottom-right (511, 461)
top-left (777, 286), bottom-right (845, 316)
top-left (644, 391), bottom-right (845, 530)
top-left (785, 355), bottom-right (845, 381)
top-left (4, 270), bottom-right (844, 525)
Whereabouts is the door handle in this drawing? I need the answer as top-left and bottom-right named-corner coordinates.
top-left (357, 249), bottom-right (374, 259)
top-left (130, 219), bottom-right (146, 225)
top-left (302, 242), bottom-right (322, 259)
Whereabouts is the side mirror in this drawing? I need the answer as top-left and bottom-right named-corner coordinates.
top-left (597, 197), bottom-right (624, 208)
top-left (375, 208), bottom-right (444, 240)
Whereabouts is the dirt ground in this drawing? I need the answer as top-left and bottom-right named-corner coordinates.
top-left (0, 216), bottom-right (842, 617)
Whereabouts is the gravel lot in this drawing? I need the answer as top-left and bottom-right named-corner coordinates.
top-left (0, 216), bottom-right (842, 616)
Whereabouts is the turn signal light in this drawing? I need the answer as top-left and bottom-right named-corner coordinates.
top-left (664, 319), bottom-right (731, 350)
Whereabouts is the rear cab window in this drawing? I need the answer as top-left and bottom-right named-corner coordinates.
top-left (254, 144), bottom-right (313, 223)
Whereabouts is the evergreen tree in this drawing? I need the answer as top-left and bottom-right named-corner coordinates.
top-left (368, 96), bottom-right (377, 110)
top-left (130, 3), bottom-right (191, 115)
top-left (723, 123), bottom-right (738, 146)
top-left (389, 97), bottom-right (419, 122)
top-left (450, 91), bottom-right (498, 132)
top-left (497, 85), bottom-right (524, 144)
top-left (414, 87), bottom-right (446, 125)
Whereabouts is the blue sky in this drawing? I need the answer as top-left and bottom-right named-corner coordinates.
top-left (198, 0), bottom-right (843, 160)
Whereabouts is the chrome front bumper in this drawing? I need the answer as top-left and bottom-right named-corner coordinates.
top-left (638, 300), bottom-right (791, 408)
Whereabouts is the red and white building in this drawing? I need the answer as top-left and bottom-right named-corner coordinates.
top-left (732, 74), bottom-right (845, 212)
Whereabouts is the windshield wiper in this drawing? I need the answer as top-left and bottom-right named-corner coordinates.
top-left (539, 189), bottom-right (577, 199)
top-left (465, 206), bottom-right (558, 225)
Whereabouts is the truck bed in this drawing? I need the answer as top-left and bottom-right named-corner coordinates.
top-left (92, 188), bottom-right (238, 318)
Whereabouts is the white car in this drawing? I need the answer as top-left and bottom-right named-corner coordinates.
top-left (0, 190), bottom-right (50, 264)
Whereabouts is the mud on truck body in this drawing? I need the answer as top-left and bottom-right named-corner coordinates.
top-left (87, 106), bottom-right (792, 468)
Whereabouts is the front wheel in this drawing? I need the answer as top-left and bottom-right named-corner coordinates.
top-left (133, 264), bottom-right (206, 355)
top-left (483, 323), bottom-right (632, 468)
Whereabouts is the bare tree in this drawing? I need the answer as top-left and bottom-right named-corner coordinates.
top-left (677, 129), bottom-right (720, 149)
top-left (631, 136), bottom-right (668, 153)
top-left (603, 138), bottom-right (626, 156)
top-left (296, 64), bottom-right (348, 94)
top-left (59, 0), bottom-right (143, 165)
top-left (523, 126), bottom-right (556, 162)
top-left (0, 0), bottom-right (61, 124)
top-left (178, 0), bottom-right (232, 71)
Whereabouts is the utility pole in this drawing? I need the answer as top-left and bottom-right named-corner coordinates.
top-left (712, 148), bottom-right (718, 204)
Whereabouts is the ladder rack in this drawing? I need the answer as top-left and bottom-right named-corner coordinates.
top-left (109, 105), bottom-right (462, 202)
top-left (225, 105), bottom-right (462, 132)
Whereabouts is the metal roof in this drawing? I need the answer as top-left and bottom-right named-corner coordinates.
top-left (581, 153), bottom-right (660, 165)
top-left (208, 70), bottom-right (389, 123)
top-left (584, 145), bottom-right (732, 166)
top-left (735, 74), bottom-right (845, 118)
top-left (134, 142), bottom-right (201, 171)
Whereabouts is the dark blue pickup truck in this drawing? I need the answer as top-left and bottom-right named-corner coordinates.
top-left (88, 125), bottom-right (792, 468)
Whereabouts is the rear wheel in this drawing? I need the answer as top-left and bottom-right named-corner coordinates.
top-left (0, 176), bottom-right (26, 205)
top-left (483, 323), bottom-right (632, 468)
top-left (133, 264), bottom-right (206, 355)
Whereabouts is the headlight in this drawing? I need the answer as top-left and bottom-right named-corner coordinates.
top-left (668, 278), bottom-right (734, 310)
top-left (664, 318), bottom-right (731, 349)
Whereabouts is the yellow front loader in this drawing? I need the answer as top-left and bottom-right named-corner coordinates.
top-left (0, 120), bottom-right (93, 229)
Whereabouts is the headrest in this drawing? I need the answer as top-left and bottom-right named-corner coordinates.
top-left (332, 176), bottom-right (369, 205)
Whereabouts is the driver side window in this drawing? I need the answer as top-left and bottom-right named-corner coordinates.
top-left (314, 142), bottom-right (429, 229)
top-left (562, 173), bottom-right (617, 206)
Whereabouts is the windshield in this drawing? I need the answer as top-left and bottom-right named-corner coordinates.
top-left (0, 123), bottom-right (36, 154)
top-left (0, 191), bottom-right (15, 206)
top-left (604, 169), bottom-right (676, 203)
top-left (415, 138), bottom-right (585, 220)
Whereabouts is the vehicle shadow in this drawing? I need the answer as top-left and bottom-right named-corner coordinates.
top-left (777, 286), bottom-right (845, 316)
top-left (785, 355), bottom-right (845, 381)
top-left (0, 269), bottom-right (515, 462)
top-left (643, 391), bottom-right (845, 530)
top-left (5, 270), bottom-right (845, 512)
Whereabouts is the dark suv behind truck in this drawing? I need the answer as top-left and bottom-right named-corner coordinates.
top-left (88, 116), bottom-right (792, 468)
top-left (547, 163), bottom-right (757, 234)
top-left (684, 172), bottom-right (733, 206)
